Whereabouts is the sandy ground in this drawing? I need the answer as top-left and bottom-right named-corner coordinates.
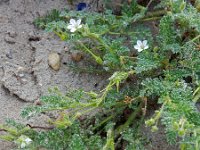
top-left (0, 0), bottom-right (178, 149)
top-left (0, 0), bottom-right (106, 149)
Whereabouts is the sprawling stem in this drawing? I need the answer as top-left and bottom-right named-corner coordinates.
top-left (86, 33), bottom-right (114, 54)
top-left (77, 40), bottom-right (103, 65)
top-left (115, 101), bottom-right (143, 135)
top-left (145, 9), bottom-right (168, 18)
top-left (93, 115), bottom-right (114, 131)
top-left (188, 34), bottom-right (200, 43)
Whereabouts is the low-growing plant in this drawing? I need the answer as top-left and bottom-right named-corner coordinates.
top-left (1, 0), bottom-right (200, 149)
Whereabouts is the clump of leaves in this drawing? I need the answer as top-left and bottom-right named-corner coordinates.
top-left (1, 0), bottom-right (200, 149)
top-left (34, 9), bottom-right (62, 29)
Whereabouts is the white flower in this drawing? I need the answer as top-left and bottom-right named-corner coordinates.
top-left (67, 19), bottom-right (82, 32)
top-left (134, 40), bottom-right (149, 52)
top-left (20, 142), bottom-right (26, 148)
top-left (24, 137), bottom-right (32, 144)
top-left (15, 135), bottom-right (32, 148)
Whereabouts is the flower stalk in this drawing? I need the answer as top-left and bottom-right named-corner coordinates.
top-left (77, 41), bottom-right (103, 65)
top-left (86, 32), bottom-right (114, 54)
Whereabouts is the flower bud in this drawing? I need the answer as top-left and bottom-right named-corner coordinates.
top-left (95, 57), bottom-right (103, 65)
top-left (155, 110), bottom-right (160, 115)
top-left (178, 128), bottom-right (185, 136)
top-left (173, 122), bottom-right (179, 130)
top-left (87, 91), bottom-right (98, 98)
top-left (153, 46), bottom-right (159, 52)
top-left (145, 118), bottom-right (155, 126)
top-left (151, 126), bottom-right (158, 132)
top-left (76, 112), bottom-right (82, 117)
top-left (179, 1), bottom-right (186, 11)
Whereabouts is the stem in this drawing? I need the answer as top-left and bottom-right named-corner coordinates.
top-left (87, 33), bottom-right (114, 54)
top-left (194, 130), bottom-right (199, 150)
top-left (115, 101), bottom-right (143, 135)
top-left (100, 25), bottom-right (119, 35)
top-left (79, 107), bottom-right (98, 116)
top-left (0, 125), bottom-right (17, 135)
top-left (187, 34), bottom-right (200, 43)
top-left (141, 16), bottom-right (162, 21)
top-left (145, 9), bottom-right (168, 18)
top-left (93, 115), bottom-right (114, 131)
top-left (97, 82), bottom-right (116, 106)
top-left (98, 70), bottom-right (135, 106)
top-left (26, 124), bottom-right (54, 130)
top-left (0, 129), bottom-right (7, 132)
top-left (43, 102), bottom-right (97, 112)
top-left (146, 0), bottom-right (154, 8)
top-left (94, 97), bottom-right (141, 131)
top-left (78, 41), bottom-right (103, 65)
top-left (140, 9), bottom-right (167, 22)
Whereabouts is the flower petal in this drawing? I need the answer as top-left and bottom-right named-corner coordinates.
top-left (70, 19), bottom-right (76, 25)
top-left (137, 48), bottom-right (143, 52)
top-left (25, 138), bottom-right (32, 143)
top-left (143, 40), bottom-right (147, 45)
top-left (137, 40), bottom-right (142, 46)
top-left (144, 45), bottom-right (149, 50)
top-left (21, 142), bottom-right (26, 148)
top-left (78, 24), bottom-right (82, 29)
top-left (77, 19), bottom-right (81, 25)
top-left (70, 28), bottom-right (76, 32)
top-left (67, 25), bottom-right (74, 29)
top-left (134, 45), bottom-right (140, 50)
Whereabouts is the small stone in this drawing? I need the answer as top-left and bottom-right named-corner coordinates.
top-left (38, 83), bottom-right (43, 87)
top-left (71, 52), bottom-right (83, 62)
top-left (64, 46), bottom-right (69, 52)
top-left (34, 99), bottom-right (42, 106)
top-left (18, 73), bottom-right (25, 78)
top-left (17, 66), bottom-right (26, 72)
top-left (20, 78), bottom-right (28, 84)
top-left (16, 66), bottom-right (26, 75)
top-left (8, 31), bottom-right (17, 38)
top-left (48, 52), bottom-right (61, 71)
top-left (4, 36), bottom-right (16, 44)
top-left (6, 51), bottom-right (13, 59)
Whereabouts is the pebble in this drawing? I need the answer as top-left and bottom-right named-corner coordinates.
top-left (18, 73), bottom-right (25, 78)
top-left (16, 66), bottom-right (27, 78)
top-left (8, 30), bottom-right (17, 38)
top-left (6, 50), bottom-right (13, 59)
top-left (4, 35), bottom-right (16, 44)
top-left (20, 78), bottom-right (28, 84)
top-left (17, 66), bottom-right (26, 72)
top-left (34, 99), bottom-right (42, 106)
top-left (71, 52), bottom-right (83, 62)
top-left (48, 52), bottom-right (61, 71)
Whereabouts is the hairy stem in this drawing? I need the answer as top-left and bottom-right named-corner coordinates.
top-left (78, 41), bottom-right (103, 65)
top-left (115, 101), bottom-right (143, 135)
top-left (87, 33), bottom-right (114, 54)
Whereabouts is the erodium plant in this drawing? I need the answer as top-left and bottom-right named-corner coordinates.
top-left (1, 0), bottom-right (200, 149)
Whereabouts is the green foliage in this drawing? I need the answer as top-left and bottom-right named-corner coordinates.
top-left (34, 9), bottom-right (61, 29)
top-left (122, 128), bottom-right (146, 150)
top-left (31, 121), bottom-right (104, 150)
top-left (1, 1), bottom-right (200, 150)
